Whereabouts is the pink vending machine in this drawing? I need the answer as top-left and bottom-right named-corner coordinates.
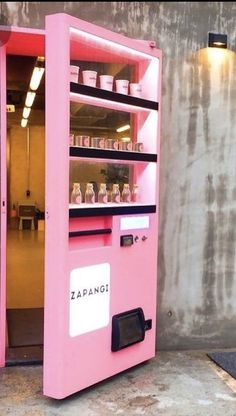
top-left (0, 13), bottom-right (161, 399)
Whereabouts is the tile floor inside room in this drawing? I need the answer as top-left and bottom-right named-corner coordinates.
top-left (7, 229), bottom-right (44, 309)
top-left (0, 350), bottom-right (236, 416)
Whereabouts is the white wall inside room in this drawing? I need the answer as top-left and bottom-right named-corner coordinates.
top-left (8, 125), bottom-right (45, 214)
top-left (7, 124), bottom-right (45, 309)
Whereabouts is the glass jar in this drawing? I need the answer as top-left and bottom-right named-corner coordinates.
top-left (131, 184), bottom-right (139, 203)
top-left (71, 182), bottom-right (82, 204)
top-left (122, 183), bottom-right (131, 203)
top-left (111, 184), bottom-right (120, 203)
top-left (85, 183), bottom-right (95, 204)
top-left (98, 183), bottom-right (108, 204)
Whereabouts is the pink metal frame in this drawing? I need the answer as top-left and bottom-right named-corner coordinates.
top-left (0, 14), bottom-right (162, 400)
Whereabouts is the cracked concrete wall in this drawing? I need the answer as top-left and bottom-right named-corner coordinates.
top-left (1, 2), bottom-right (236, 350)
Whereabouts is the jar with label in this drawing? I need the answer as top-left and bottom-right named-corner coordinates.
top-left (111, 184), bottom-right (120, 203)
top-left (71, 183), bottom-right (82, 204)
top-left (98, 183), bottom-right (108, 204)
top-left (105, 138), bottom-right (118, 150)
top-left (122, 183), bottom-right (131, 203)
top-left (91, 137), bottom-right (105, 149)
top-left (131, 184), bottom-right (139, 203)
top-left (85, 183), bottom-right (95, 204)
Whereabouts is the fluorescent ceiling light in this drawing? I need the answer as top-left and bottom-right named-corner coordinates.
top-left (25, 92), bottom-right (36, 108)
top-left (116, 124), bottom-right (130, 133)
top-left (23, 107), bottom-right (31, 119)
top-left (30, 66), bottom-right (45, 91)
top-left (21, 118), bottom-right (28, 128)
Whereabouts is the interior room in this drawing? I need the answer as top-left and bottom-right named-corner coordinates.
top-left (6, 55), bottom-right (45, 364)
top-left (5, 55), bottom-right (137, 365)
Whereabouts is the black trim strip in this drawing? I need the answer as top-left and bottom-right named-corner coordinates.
top-left (69, 205), bottom-right (156, 218)
top-left (70, 82), bottom-right (158, 111)
top-left (69, 228), bottom-right (112, 238)
top-left (69, 146), bottom-right (157, 162)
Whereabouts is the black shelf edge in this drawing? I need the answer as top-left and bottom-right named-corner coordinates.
top-left (70, 82), bottom-right (158, 111)
top-left (69, 147), bottom-right (157, 162)
top-left (69, 205), bottom-right (156, 218)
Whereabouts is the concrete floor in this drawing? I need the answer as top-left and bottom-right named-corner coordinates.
top-left (0, 350), bottom-right (236, 415)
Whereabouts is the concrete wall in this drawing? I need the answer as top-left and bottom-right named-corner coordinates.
top-left (2, 2), bottom-right (236, 350)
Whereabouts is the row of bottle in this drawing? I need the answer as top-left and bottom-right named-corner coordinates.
top-left (71, 183), bottom-right (139, 204)
top-left (69, 134), bottom-right (144, 153)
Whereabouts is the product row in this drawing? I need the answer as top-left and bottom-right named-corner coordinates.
top-left (70, 65), bottom-right (142, 97)
top-left (69, 134), bottom-right (144, 152)
top-left (71, 182), bottom-right (139, 204)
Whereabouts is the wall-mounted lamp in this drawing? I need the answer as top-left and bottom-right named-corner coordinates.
top-left (208, 32), bottom-right (227, 49)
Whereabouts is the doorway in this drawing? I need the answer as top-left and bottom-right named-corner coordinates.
top-left (5, 54), bottom-right (45, 365)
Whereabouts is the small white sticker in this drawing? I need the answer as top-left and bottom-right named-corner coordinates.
top-left (70, 263), bottom-right (110, 337)
top-left (120, 216), bottom-right (150, 231)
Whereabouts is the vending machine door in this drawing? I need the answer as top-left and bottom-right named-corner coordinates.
top-left (0, 45), bottom-right (6, 367)
top-left (44, 13), bottom-right (160, 399)
top-left (44, 14), bottom-right (115, 399)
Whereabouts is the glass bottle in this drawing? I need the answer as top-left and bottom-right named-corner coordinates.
top-left (111, 184), bottom-right (120, 203)
top-left (98, 183), bottom-right (108, 204)
top-left (71, 182), bottom-right (82, 204)
top-left (122, 183), bottom-right (131, 203)
top-left (85, 183), bottom-right (95, 204)
top-left (131, 184), bottom-right (139, 203)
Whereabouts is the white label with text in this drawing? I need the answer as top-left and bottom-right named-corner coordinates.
top-left (70, 263), bottom-right (110, 337)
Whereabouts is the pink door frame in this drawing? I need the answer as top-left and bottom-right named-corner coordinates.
top-left (0, 45), bottom-right (6, 367)
top-left (0, 26), bottom-right (45, 367)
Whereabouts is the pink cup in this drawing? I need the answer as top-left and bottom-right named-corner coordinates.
top-left (82, 70), bottom-right (97, 87)
top-left (70, 65), bottom-right (80, 83)
top-left (129, 83), bottom-right (142, 98)
top-left (115, 79), bottom-right (129, 95)
top-left (99, 75), bottom-right (114, 91)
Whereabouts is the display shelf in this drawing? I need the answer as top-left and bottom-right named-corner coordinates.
top-left (69, 203), bottom-right (156, 217)
top-left (69, 146), bottom-right (157, 163)
top-left (70, 82), bottom-right (158, 112)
